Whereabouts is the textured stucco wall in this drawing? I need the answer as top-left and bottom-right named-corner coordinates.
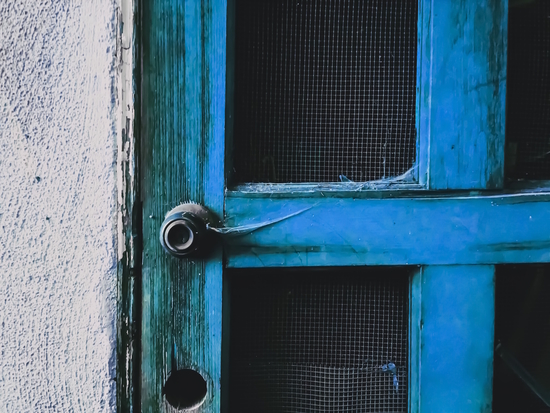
top-left (0, 1), bottom-right (118, 411)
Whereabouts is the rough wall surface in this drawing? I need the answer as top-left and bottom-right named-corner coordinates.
top-left (0, 1), bottom-right (118, 411)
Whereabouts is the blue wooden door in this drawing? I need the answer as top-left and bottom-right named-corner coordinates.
top-left (138, 0), bottom-right (550, 412)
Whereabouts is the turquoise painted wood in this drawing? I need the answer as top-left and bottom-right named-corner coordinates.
top-left (420, 0), bottom-right (507, 190)
top-left (136, 0), bottom-right (549, 412)
top-left (224, 192), bottom-right (550, 267)
top-left (417, 266), bottom-right (495, 413)
top-left (140, 0), bottom-right (226, 412)
top-left (415, 4), bottom-right (506, 409)
top-left (413, 2), bottom-right (507, 410)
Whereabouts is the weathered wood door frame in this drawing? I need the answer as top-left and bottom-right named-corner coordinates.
top-left (121, 0), bottom-right (550, 412)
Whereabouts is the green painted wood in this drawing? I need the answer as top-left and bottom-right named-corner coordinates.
top-left (419, 266), bottom-right (495, 413)
top-left (423, 0), bottom-right (507, 190)
top-left (223, 192), bottom-right (550, 267)
top-left (140, 0), bottom-right (225, 411)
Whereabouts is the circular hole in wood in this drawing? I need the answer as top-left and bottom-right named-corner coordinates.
top-left (163, 369), bottom-right (207, 410)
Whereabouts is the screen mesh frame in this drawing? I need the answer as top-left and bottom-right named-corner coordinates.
top-left (223, 267), bottom-right (412, 413)
top-left (225, 0), bottom-right (423, 188)
top-left (493, 265), bottom-right (550, 412)
top-left (505, 1), bottom-right (550, 182)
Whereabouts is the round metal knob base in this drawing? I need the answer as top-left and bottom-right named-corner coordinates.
top-left (159, 203), bottom-right (220, 258)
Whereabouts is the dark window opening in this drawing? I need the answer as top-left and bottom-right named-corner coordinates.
top-left (493, 265), bottom-right (550, 412)
top-left (226, 268), bottom-right (409, 412)
top-left (506, 1), bottom-right (550, 180)
top-left (232, 0), bottom-right (418, 183)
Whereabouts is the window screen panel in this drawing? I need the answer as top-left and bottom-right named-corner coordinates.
top-left (232, 0), bottom-right (418, 183)
top-left (493, 265), bottom-right (550, 412)
top-left (227, 269), bottom-right (409, 413)
top-left (506, 1), bottom-right (550, 180)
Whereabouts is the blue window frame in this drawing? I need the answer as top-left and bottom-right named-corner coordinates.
top-left (137, 0), bottom-right (550, 412)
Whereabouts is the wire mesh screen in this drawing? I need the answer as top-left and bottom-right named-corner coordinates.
top-left (506, 1), bottom-right (550, 180)
top-left (493, 265), bottom-right (550, 412)
top-left (232, 0), bottom-right (418, 183)
top-left (227, 269), bottom-right (409, 413)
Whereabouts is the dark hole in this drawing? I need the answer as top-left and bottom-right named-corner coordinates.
top-left (163, 369), bottom-right (207, 410)
top-left (166, 222), bottom-right (193, 252)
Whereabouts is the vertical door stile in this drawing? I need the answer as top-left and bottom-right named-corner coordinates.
top-left (416, 266), bottom-right (496, 413)
top-left (414, 1), bottom-right (507, 412)
top-left (141, 0), bottom-right (226, 411)
top-left (426, 0), bottom-right (507, 190)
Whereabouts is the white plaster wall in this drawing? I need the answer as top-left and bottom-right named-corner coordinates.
top-left (0, 1), bottom-right (118, 411)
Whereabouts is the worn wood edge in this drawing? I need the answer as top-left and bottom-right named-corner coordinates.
top-left (116, 0), bottom-right (140, 411)
top-left (227, 248), bottom-right (550, 268)
top-left (227, 186), bottom-right (550, 199)
top-left (227, 182), bottom-right (424, 196)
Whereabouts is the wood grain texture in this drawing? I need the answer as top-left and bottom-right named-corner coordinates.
top-left (118, 0), bottom-right (139, 411)
top-left (421, 0), bottom-right (507, 189)
top-left (140, 0), bottom-right (225, 411)
top-left (224, 193), bottom-right (550, 267)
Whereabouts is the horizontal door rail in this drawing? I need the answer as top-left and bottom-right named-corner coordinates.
top-left (224, 192), bottom-right (550, 267)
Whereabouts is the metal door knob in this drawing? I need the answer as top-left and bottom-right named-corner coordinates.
top-left (159, 203), bottom-right (220, 258)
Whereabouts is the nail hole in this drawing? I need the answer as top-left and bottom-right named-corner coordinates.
top-left (163, 369), bottom-right (207, 410)
top-left (165, 221), bottom-right (194, 252)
